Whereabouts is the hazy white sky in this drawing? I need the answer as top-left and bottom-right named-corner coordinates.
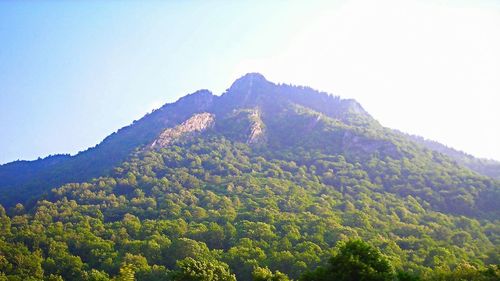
top-left (1, 0), bottom-right (499, 163)
top-left (233, 0), bottom-right (500, 160)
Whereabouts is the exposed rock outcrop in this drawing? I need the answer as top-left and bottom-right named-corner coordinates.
top-left (247, 109), bottom-right (266, 145)
top-left (151, 113), bottom-right (215, 148)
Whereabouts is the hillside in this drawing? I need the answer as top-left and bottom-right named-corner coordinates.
top-left (0, 73), bottom-right (498, 280)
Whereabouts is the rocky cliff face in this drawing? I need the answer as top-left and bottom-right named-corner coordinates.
top-left (151, 113), bottom-right (215, 148)
top-left (246, 109), bottom-right (266, 145)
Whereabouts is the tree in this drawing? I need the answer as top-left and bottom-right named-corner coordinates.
top-left (252, 266), bottom-right (290, 281)
top-left (113, 264), bottom-right (135, 281)
top-left (165, 238), bottom-right (211, 267)
top-left (301, 239), bottom-right (394, 281)
top-left (171, 257), bottom-right (236, 281)
top-left (0, 205), bottom-right (10, 236)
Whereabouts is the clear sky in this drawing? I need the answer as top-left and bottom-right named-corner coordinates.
top-left (1, 0), bottom-right (499, 164)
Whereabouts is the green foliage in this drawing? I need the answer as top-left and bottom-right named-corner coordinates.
top-left (0, 240), bottom-right (44, 280)
top-left (171, 257), bottom-right (236, 281)
top-left (329, 239), bottom-right (393, 281)
top-left (424, 263), bottom-right (500, 281)
top-left (113, 264), bottom-right (135, 281)
top-left (300, 239), bottom-right (394, 281)
top-left (252, 266), bottom-right (290, 281)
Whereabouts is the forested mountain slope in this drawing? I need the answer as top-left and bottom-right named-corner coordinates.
top-left (0, 74), bottom-right (370, 206)
top-left (0, 73), bottom-right (498, 280)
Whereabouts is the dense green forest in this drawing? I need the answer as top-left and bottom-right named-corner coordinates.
top-left (1, 135), bottom-right (498, 280)
top-left (0, 74), bottom-right (498, 280)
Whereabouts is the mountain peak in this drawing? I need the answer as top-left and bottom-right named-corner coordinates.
top-left (228, 73), bottom-right (271, 91)
top-left (237, 72), bottom-right (268, 82)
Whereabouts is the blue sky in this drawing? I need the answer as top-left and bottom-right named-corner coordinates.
top-left (1, 0), bottom-right (500, 164)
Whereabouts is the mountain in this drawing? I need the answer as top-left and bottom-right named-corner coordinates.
top-left (1, 73), bottom-right (498, 212)
top-left (0, 73), bottom-right (498, 280)
top-left (0, 73), bottom-right (370, 207)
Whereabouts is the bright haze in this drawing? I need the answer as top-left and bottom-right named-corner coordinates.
top-left (1, 0), bottom-right (499, 164)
